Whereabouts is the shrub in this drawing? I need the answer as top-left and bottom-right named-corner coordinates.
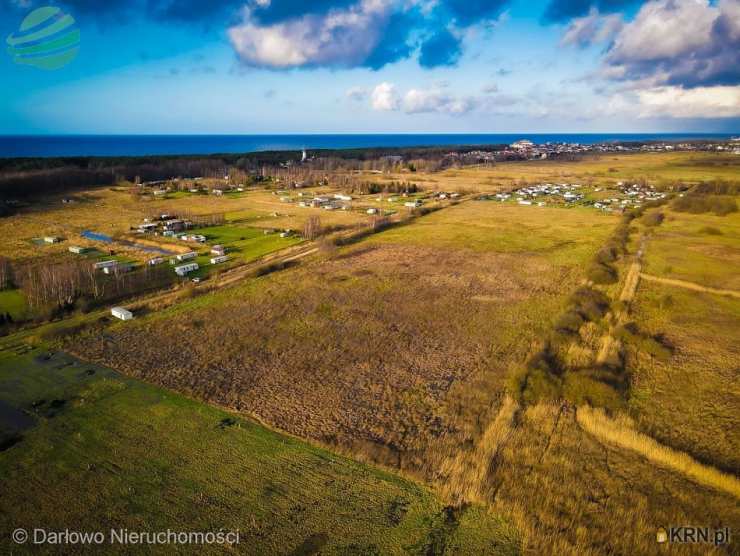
top-left (641, 211), bottom-right (664, 227)
top-left (554, 311), bottom-right (585, 336)
top-left (672, 194), bottom-right (738, 216)
top-left (563, 373), bottom-right (624, 411)
top-left (595, 246), bottom-right (618, 264)
top-left (521, 368), bottom-right (562, 405)
top-left (570, 287), bottom-right (611, 321)
top-left (587, 263), bottom-right (618, 285)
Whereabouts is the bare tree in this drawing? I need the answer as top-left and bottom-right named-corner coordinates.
top-left (303, 216), bottom-right (322, 240)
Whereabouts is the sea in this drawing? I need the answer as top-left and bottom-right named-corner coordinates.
top-left (0, 134), bottom-right (734, 158)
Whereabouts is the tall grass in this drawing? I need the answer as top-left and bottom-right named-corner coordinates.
top-left (577, 406), bottom-right (740, 499)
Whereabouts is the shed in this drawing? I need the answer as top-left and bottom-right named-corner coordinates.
top-left (111, 307), bottom-right (133, 321)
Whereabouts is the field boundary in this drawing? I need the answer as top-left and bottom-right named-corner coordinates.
top-left (639, 273), bottom-right (740, 299)
top-left (577, 406), bottom-right (740, 500)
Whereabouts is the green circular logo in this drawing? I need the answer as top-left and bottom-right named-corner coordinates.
top-left (6, 6), bottom-right (80, 70)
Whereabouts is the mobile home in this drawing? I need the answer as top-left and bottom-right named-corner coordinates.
top-left (174, 262), bottom-right (199, 276)
top-left (210, 255), bottom-right (229, 264)
top-left (176, 251), bottom-right (197, 262)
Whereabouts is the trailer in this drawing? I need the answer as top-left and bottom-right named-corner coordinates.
top-left (210, 255), bottom-right (229, 264)
top-left (174, 262), bottom-right (199, 276)
top-left (111, 307), bottom-right (133, 321)
top-left (93, 260), bottom-right (117, 270)
top-left (176, 251), bottom-right (197, 262)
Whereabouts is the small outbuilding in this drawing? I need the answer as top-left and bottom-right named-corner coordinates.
top-left (111, 307), bottom-right (133, 321)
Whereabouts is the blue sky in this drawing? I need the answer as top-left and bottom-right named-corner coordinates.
top-left (1, 0), bottom-right (738, 134)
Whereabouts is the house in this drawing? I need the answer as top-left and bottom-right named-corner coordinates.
top-left (43, 236), bottom-right (61, 244)
top-left (174, 262), bottom-right (199, 276)
top-left (163, 219), bottom-right (185, 232)
top-left (103, 263), bottom-right (132, 275)
top-left (176, 251), bottom-right (197, 262)
top-left (111, 307), bottom-right (133, 321)
top-left (68, 246), bottom-right (88, 254)
top-left (334, 194), bottom-right (352, 201)
top-left (367, 208), bottom-right (379, 215)
top-left (404, 200), bottom-right (422, 208)
top-left (138, 223), bottom-right (158, 233)
top-left (93, 260), bottom-right (117, 270)
top-left (212, 189), bottom-right (224, 196)
top-left (152, 189), bottom-right (167, 196)
top-left (148, 257), bottom-right (165, 266)
top-left (210, 255), bottom-right (229, 264)
top-left (211, 245), bottom-right (226, 256)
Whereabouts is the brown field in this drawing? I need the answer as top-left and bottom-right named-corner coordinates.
top-left (369, 152), bottom-right (740, 192)
top-left (68, 201), bottom-right (615, 481)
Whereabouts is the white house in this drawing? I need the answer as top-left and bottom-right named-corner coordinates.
top-left (94, 260), bottom-right (117, 270)
top-left (210, 255), bottom-right (229, 264)
top-left (176, 251), bottom-right (197, 262)
top-left (174, 262), bottom-right (199, 276)
top-left (111, 307), bottom-right (133, 321)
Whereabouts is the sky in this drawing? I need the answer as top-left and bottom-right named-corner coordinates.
top-left (1, 0), bottom-right (739, 134)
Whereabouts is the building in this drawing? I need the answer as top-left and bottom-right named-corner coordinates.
top-left (211, 245), bottom-right (226, 256)
top-left (111, 307), bottom-right (133, 321)
top-left (43, 236), bottom-right (61, 244)
top-left (103, 263), bottom-right (132, 275)
top-left (148, 257), bottom-right (165, 266)
top-left (68, 246), bottom-right (88, 254)
top-left (93, 260), bottom-right (117, 270)
top-left (210, 255), bottom-right (229, 264)
top-left (176, 251), bottom-right (197, 262)
top-left (404, 200), bottom-right (423, 208)
top-left (174, 262), bottom-right (199, 276)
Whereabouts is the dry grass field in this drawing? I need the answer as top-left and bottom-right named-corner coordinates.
top-left (0, 186), bottom-right (368, 262)
top-left (629, 209), bottom-right (740, 473)
top-left (3, 154), bottom-right (738, 554)
top-left (68, 201), bottom-right (615, 482)
top-left (372, 152), bottom-right (740, 192)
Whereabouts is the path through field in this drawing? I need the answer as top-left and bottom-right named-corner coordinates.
top-left (639, 273), bottom-right (740, 299)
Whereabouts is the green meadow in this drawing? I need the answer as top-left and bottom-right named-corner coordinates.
top-left (0, 346), bottom-right (519, 555)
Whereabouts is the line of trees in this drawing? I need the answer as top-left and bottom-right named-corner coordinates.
top-left (12, 259), bottom-right (173, 314)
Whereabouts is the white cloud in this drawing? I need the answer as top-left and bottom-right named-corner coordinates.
top-left (603, 0), bottom-right (740, 88)
top-left (371, 82), bottom-right (400, 110)
top-left (228, 0), bottom-right (393, 68)
top-left (635, 85), bottom-right (740, 118)
top-left (402, 88), bottom-right (478, 114)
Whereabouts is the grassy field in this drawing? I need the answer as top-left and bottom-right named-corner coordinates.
top-left (642, 208), bottom-right (740, 289)
top-left (67, 201), bottom-right (614, 486)
top-left (0, 346), bottom-right (518, 555)
top-left (373, 152), bottom-right (740, 192)
top-left (0, 289), bottom-right (27, 320)
top-left (629, 207), bottom-right (740, 473)
top-left (187, 224), bottom-right (302, 264)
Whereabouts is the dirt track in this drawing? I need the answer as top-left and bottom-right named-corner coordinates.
top-left (640, 273), bottom-right (740, 299)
